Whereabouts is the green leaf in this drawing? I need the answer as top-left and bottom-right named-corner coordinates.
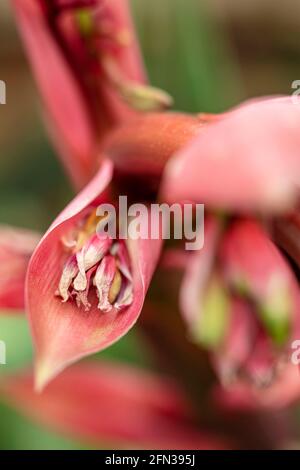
top-left (0, 315), bottom-right (33, 375)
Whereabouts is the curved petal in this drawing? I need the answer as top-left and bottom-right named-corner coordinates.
top-left (214, 219), bottom-right (300, 397)
top-left (12, 0), bottom-right (147, 188)
top-left (0, 362), bottom-right (227, 450)
top-left (0, 226), bottom-right (40, 312)
top-left (161, 97), bottom-right (300, 213)
top-left (96, 0), bottom-right (147, 121)
top-left (220, 218), bottom-right (300, 344)
top-left (26, 160), bottom-right (162, 390)
top-left (12, 0), bottom-right (98, 188)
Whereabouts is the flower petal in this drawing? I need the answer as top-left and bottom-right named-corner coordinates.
top-left (0, 362), bottom-right (227, 449)
top-left (26, 160), bottom-right (162, 390)
top-left (12, 0), bottom-right (98, 188)
top-left (220, 218), bottom-right (300, 345)
top-left (12, 0), bottom-right (146, 188)
top-left (162, 97), bottom-right (300, 213)
top-left (0, 226), bottom-right (40, 312)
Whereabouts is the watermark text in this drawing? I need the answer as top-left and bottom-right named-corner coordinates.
top-left (0, 80), bottom-right (6, 105)
top-left (96, 197), bottom-right (205, 251)
top-left (291, 80), bottom-right (300, 104)
top-left (0, 340), bottom-right (6, 365)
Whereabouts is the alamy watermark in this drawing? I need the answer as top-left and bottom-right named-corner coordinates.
top-left (0, 340), bottom-right (6, 365)
top-left (0, 80), bottom-right (6, 105)
top-left (291, 340), bottom-right (300, 365)
top-left (95, 196), bottom-right (205, 251)
top-left (291, 80), bottom-right (300, 104)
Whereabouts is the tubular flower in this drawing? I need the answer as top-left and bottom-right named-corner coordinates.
top-left (26, 160), bottom-right (163, 391)
top-left (180, 218), bottom-right (300, 401)
top-left (12, 0), bottom-right (171, 188)
top-left (0, 226), bottom-right (40, 312)
top-left (0, 362), bottom-right (228, 450)
top-left (161, 97), bottom-right (300, 213)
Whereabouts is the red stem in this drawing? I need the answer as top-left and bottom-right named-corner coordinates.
top-left (101, 111), bottom-right (205, 178)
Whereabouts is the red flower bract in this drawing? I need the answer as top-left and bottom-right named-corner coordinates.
top-left (0, 226), bottom-right (40, 312)
top-left (26, 160), bottom-right (163, 391)
top-left (12, 0), bottom-right (147, 188)
top-left (0, 362), bottom-right (228, 449)
top-left (179, 217), bottom-right (300, 405)
top-left (161, 97), bottom-right (300, 213)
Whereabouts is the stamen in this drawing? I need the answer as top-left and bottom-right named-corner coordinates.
top-left (58, 254), bottom-right (78, 302)
top-left (109, 270), bottom-right (122, 304)
top-left (56, 211), bottom-right (133, 313)
top-left (115, 282), bottom-right (134, 310)
top-left (93, 255), bottom-right (121, 312)
top-left (73, 234), bottom-right (112, 292)
top-left (111, 242), bottom-right (132, 281)
top-left (76, 209), bottom-right (105, 251)
top-left (74, 265), bottom-right (97, 311)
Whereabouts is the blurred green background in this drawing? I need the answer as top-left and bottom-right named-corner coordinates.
top-left (0, 0), bottom-right (298, 449)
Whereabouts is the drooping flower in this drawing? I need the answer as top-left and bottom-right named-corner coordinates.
top-left (0, 226), bottom-right (40, 312)
top-left (12, 0), bottom-right (172, 188)
top-left (161, 97), bottom-right (300, 213)
top-left (26, 160), bottom-right (163, 391)
top-left (0, 361), bottom-right (228, 450)
top-left (155, 95), bottom-right (300, 404)
top-left (180, 217), bottom-right (300, 402)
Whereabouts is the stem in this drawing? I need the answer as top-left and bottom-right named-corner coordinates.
top-left (101, 112), bottom-right (205, 179)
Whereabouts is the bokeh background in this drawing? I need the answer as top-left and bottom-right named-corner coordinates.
top-left (0, 0), bottom-right (298, 449)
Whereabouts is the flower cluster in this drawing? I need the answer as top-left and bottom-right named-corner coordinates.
top-left (1, 0), bottom-right (300, 449)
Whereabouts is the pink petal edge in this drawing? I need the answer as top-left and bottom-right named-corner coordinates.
top-left (161, 96), bottom-right (300, 213)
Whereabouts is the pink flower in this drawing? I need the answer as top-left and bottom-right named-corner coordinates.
top-left (161, 97), bottom-right (300, 213)
top-left (155, 96), bottom-right (300, 406)
top-left (180, 218), bottom-right (300, 403)
top-left (12, 0), bottom-right (171, 188)
top-left (26, 160), bottom-right (163, 390)
top-left (0, 226), bottom-right (40, 312)
top-left (0, 361), bottom-right (228, 449)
